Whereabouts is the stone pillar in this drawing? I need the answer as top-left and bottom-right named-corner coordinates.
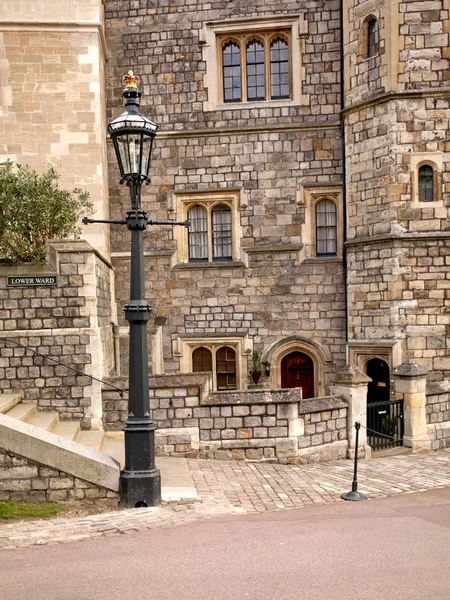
top-left (392, 360), bottom-right (430, 452)
top-left (331, 364), bottom-right (372, 459)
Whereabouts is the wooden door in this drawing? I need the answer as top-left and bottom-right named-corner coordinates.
top-left (281, 352), bottom-right (314, 398)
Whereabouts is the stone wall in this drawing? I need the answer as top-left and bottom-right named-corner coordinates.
top-left (0, 449), bottom-right (118, 502)
top-left (105, 0), bottom-right (346, 386)
top-left (0, 240), bottom-right (115, 428)
top-left (0, 0), bottom-right (110, 258)
top-left (344, 0), bottom-right (450, 383)
top-left (103, 374), bottom-right (348, 463)
top-left (427, 382), bottom-right (450, 449)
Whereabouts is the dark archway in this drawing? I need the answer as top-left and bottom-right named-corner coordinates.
top-left (281, 352), bottom-right (314, 398)
top-left (366, 358), bottom-right (390, 403)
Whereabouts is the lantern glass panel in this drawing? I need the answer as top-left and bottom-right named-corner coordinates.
top-left (128, 134), bottom-right (142, 175)
top-left (116, 135), bottom-right (129, 176)
top-left (141, 136), bottom-right (152, 177)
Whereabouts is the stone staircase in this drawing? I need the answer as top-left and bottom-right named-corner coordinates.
top-left (0, 393), bottom-right (124, 468)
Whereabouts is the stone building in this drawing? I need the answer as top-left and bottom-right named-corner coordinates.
top-left (0, 0), bottom-right (449, 465)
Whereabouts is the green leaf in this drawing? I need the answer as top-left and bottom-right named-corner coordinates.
top-left (0, 161), bottom-right (93, 263)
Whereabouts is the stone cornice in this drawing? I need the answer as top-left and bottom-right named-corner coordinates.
top-left (345, 231), bottom-right (450, 247)
top-left (0, 21), bottom-right (107, 59)
top-left (156, 121), bottom-right (341, 140)
top-left (342, 87), bottom-right (450, 117)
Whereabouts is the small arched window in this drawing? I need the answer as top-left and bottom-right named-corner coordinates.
top-left (188, 205), bottom-right (208, 261)
top-left (223, 42), bottom-right (241, 103)
top-left (192, 347), bottom-right (213, 373)
top-left (418, 165), bottom-right (434, 202)
top-left (212, 204), bottom-right (232, 261)
top-left (367, 19), bottom-right (379, 58)
top-left (246, 40), bottom-right (265, 101)
top-left (316, 199), bottom-right (337, 256)
top-left (270, 38), bottom-right (290, 99)
top-left (216, 347), bottom-right (237, 390)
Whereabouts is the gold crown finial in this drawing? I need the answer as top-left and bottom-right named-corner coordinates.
top-left (123, 70), bottom-right (140, 89)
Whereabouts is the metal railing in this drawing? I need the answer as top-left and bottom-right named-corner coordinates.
top-left (367, 399), bottom-right (404, 450)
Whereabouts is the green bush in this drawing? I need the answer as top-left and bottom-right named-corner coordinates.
top-left (0, 161), bottom-right (93, 264)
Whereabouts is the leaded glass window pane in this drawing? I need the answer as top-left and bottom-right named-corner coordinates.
top-left (212, 204), bottom-right (232, 261)
top-left (270, 38), bottom-right (289, 100)
top-left (223, 42), bottom-right (241, 103)
top-left (246, 40), bottom-right (265, 101)
top-left (216, 347), bottom-right (237, 391)
top-left (368, 19), bottom-right (379, 58)
top-left (316, 200), bottom-right (337, 256)
top-left (192, 347), bottom-right (212, 373)
top-left (418, 165), bottom-right (434, 202)
top-left (188, 205), bottom-right (208, 261)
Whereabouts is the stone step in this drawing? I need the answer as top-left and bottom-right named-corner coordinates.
top-left (28, 411), bottom-right (59, 432)
top-left (52, 421), bottom-right (80, 441)
top-left (75, 430), bottom-right (104, 451)
top-left (5, 403), bottom-right (37, 423)
top-left (101, 437), bottom-right (125, 469)
top-left (0, 393), bottom-right (23, 415)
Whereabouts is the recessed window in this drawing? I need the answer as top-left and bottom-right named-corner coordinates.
top-left (188, 205), bottom-right (208, 261)
top-left (270, 38), bottom-right (290, 99)
top-left (212, 205), bottom-right (232, 260)
top-left (418, 165), bottom-right (434, 202)
top-left (223, 42), bottom-right (242, 103)
top-left (246, 40), bottom-right (265, 101)
top-left (187, 203), bottom-right (232, 263)
top-left (367, 19), bottom-right (379, 58)
top-left (192, 347), bottom-right (213, 372)
top-left (192, 345), bottom-right (237, 391)
top-left (219, 30), bottom-right (291, 103)
top-left (315, 199), bottom-right (337, 256)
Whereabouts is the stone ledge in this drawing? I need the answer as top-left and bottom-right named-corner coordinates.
top-left (299, 396), bottom-right (348, 415)
top-left (203, 388), bottom-right (303, 406)
top-left (0, 413), bottom-right (120, 491)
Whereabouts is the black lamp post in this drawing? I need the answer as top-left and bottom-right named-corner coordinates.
top-left (109, 71), bottom-right (161, 507)
top-left (83, 72), bottom-right (188, 507)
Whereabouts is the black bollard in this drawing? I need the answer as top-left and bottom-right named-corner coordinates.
top-left (341, 421), bottom-right (367, 501)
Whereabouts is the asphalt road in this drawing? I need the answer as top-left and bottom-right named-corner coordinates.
top-left (1, 487), bottom-right (450, 600)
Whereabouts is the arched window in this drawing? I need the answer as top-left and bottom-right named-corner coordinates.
top-left (192, 347), bottom-right (213, 373)
top-left (270, 38), bottom-right (290, 99)
top-left (315, 199), bottom-right (337, 256)
top-left (223, 42), bottom-right (241, 103)
top-left (212, 204), bottom-right (232, 261)
top-left (246, 40), bottom-right (265, 101)
top-left (188, 205), bottom-right (208, 261)
top-left (216, 347), bottom-right (237, 390)
top-left (367, 19), bottom-right (379, 58)
top-left (418, 165), bottom-right (434, 202)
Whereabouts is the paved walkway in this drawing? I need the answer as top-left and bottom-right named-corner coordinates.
top-left (1, 450), bottom-right (449, 550)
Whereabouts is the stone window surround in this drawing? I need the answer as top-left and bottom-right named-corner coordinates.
top-left (199, 14), bottom-right (308, 112)
top-left (173, 334), bottom-right (253, 391)
top-left (297, 183), bottom-right (344, 259)
top-left (262, 335), bottom-right (332, 398)
top-left (408, 152), bottom-right (443, 207)
top-left (169, 188), bottom-right (245, 265)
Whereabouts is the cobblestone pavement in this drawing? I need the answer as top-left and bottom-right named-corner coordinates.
top-left (1, 450), bottom-right (449, 550)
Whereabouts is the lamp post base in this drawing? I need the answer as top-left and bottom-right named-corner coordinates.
top-left (341, 490), bottom-right (367, 501)
top-left (120, 468), bottom-right (161, 508)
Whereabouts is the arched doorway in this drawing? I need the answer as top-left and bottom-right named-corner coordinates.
top-left (281, 352), bottom-right (314, 398)
top-left (365, 358), bottom-right (403, 450)
top-left (366, 358), bottom-right (390, 403)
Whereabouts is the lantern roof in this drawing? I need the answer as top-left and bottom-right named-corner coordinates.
top-left (108, 70), bottom-right (157, 135)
